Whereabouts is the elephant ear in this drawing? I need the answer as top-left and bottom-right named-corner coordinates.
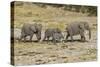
top-left (79, 23), bottom-right (85, 31)
top-left (35, 24), bottom-right (42, 31)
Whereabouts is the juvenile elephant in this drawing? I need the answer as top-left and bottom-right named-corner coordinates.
top-left (20, 23), bottom-right (42, 42)
top-left (43, 28), bottom-right (64, 43)
top-left (65, 21), bottom-right (91, 42)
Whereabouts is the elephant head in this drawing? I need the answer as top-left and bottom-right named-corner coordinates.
top-left (79, 22), bottom-right (91, 39)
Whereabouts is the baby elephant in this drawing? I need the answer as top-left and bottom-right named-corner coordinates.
top-left (66, 21), bottom-right (91, 42)
top-left (43, 28), bottom-right (64, 43)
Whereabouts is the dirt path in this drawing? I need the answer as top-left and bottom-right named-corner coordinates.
top-left (13, 30), bottom-right (97, 65)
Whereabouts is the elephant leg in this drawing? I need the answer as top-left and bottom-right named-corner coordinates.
top-left (70, 35), bottom-right (73, 42)
top-left (43, 35), bottom-right (46, 41)
top-left (20, 34), bottom-right (24, 41)
top-left (81, 36), bottom-right (85, 42)
top-left (53, 39), bottom-right (56, 45)
top-left (36, 33), bottom-right (41, 42)
top-left (47, 37), bottom-right (50, 42)
top-left (20, 34), bottom-right (26, 42)
top-left (47, 37), bottom-right (50, 44)
top-left (23, 35), bottom-right (27, 42)
top-left (30, 34), bottom-right (33, 42)
top-left (66, 34), bottom-right (70, 41)
top-left (80, 31), bottom-right (85, 42)
top-left (19, 36), bottom-right (23, 42)
top-left (69, 31), bottom-right (74, 42)
top-left (52, 37), bottom-right (56, 45)
top-left (69, 32), bottom-right (73, 42)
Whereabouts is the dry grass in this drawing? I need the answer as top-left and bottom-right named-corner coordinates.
top-left (13, 3), bottom-right (97, 30)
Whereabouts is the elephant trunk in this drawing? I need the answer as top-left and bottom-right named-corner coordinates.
top-left (88, 28), bottom-right (91, 39)
top-left (36, 31), bottom-right (41, 41)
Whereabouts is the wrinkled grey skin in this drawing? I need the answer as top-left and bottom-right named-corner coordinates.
top-left (66, 22), bottom-right (91, 42)
top-left (20, 23), bottom-right (42, 42)
top-left (43, 28), bottom-right (64, 43)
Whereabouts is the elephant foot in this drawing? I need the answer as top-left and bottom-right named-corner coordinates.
top-left (42, 39), bottom-right (46, 42)
top-left (81, 39), bottom-right (87, 42)
top-left (70, 39), bottom-right (74, 42)
top-left (64, 39), bottom-right (74, 42)
top-left (71, 40), bottom-right (74, 42)
top-left (33, 40), bottom-right (39, 42)
top-left (64, 39), bottom-right (68, 42)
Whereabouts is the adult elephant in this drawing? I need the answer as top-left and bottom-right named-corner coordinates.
top-left (65, 21), bottom-right (91, 42)
top-left (20, 23), bottom-right (42, 42)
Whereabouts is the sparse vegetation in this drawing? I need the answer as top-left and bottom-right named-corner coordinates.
top-left (12, 1), bottom-right (97, 29)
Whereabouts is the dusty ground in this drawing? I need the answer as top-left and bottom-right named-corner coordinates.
top-left (11, 2), bottom-right (97, 66)
top-left (13, 30), bottom-right (97, 66)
